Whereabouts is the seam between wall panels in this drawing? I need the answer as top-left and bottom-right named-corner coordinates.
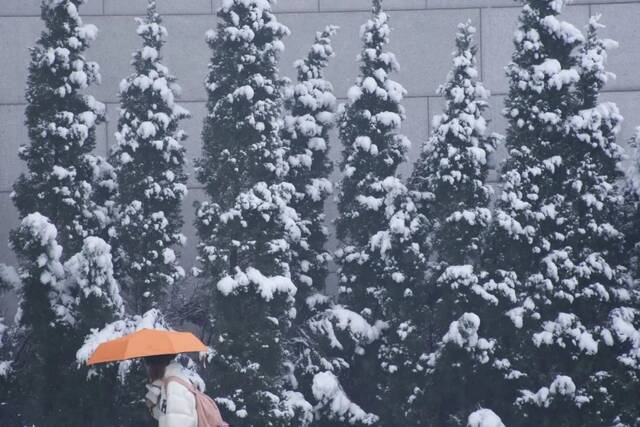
top-left (105, 104), bottom-right (112, 155)
top-left (479, 7), bottom-right (484, 82)
top-left (2, 87), bottom-right (640, 107)
top-left (426, 93), bottom-right (431, 138)
top-left (1, 2), bottom-right (639, 17)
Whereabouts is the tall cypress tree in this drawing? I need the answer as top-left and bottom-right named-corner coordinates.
top-left (486, 3), bottom-right (639, 424)
top-left (195, 1), bottom-right (309, 424)
top-left (623, 127), bottom-right (640, 292)
top-left (6, 1), bottom-right (123, 424)
top-left (111, 0), bottom-right (189, 313)
top-left (282, 24), bottom-right (338, 320)
top-left (334, 0), bottom-right (416, 419)
top-left (408, 22), bottom-right (515, 425)
top-left (10, 216), bottom-right (124, 426)
top-left (280, 25), bottom-right (343, 421)
top-left (15, 0), bottom-right (115, 254)
top-left (620, 128), bottom-right (640, 426)
top-left (483, 8), bottom-right (583, 423)
top-left (279, 28), bottom-right (389, 423)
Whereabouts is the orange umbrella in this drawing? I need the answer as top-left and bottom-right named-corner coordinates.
top-left (87, 328), bottom-right (208, 366)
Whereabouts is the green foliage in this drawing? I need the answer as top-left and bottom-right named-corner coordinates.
top-left (4, 1), bottom-right (123, 425)
top-left (111, 0), bottom-right (189, 313)
top-left (195, 1), bottom-right (309, 425)
top-left (485, 2), bottom-right (639, 425)
top-left (408, 22), bottom-right (516, 425)
top-left (334, 1), bottom-right (419, 423)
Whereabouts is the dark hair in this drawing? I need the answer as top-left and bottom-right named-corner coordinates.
top-left (143, 354), bottom-right (177, 366)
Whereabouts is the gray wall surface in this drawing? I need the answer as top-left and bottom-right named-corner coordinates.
top-left (1, 0), bottom-right (640, 316)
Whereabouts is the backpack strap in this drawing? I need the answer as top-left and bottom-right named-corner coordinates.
top-left (163, 375), bottom-right (196, 393)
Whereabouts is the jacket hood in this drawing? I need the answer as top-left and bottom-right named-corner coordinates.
top-left (163, 361), bottom-right (205, 392)
top-left (164, 361), bottom-right (190, 382)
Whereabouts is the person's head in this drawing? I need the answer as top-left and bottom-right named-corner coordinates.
top-left (143, 354), bottom-right (177, 381)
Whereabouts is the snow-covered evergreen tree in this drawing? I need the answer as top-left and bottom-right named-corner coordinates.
top-left (623, 128), bottom-right (640, 289)
top-left (334, 0), bottom-right (421, 421)
top-left (408, 22), bottom-right (515, 425)
top-left (195, 1), bottom-right (310, 424)
top-left (279, 25), bottom-right (345, 423)
top-left (10, 213), bottom-right (66, 422)
top-left (9, 213), bottom-right (124, 425)
top-left (486, 3), bottom-right (640, 424)
top-left (61, 236), bottom-right (124, 333)
top-left (282, 24), bottom-right (337, 320)
top-left (5, 1), bottom-right (123, 424)
top-left (111, 0), bottom-right (189, 313)
top-left (14, 0), bottom-right (115, 254)
top-left (302, 179), bottom-right (423, 427)
top-left (620, 128), bottom-right (640, 426)
top-left (482, 7), bottom-right (584, 422)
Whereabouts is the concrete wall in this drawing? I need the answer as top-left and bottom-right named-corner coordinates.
top-left (1, 0), bottom-right (639, 313)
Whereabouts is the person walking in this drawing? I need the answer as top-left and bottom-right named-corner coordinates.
top-left (86, 328), bottom-right (227, 427)
top-left (144, 354), bottom-right (199, 427)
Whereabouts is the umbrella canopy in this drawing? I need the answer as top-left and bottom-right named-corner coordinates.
top-left (87, 328), bottom-right (208, 366)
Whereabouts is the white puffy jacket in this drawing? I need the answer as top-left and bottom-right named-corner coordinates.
top-left (146, 362), bottom-right (198, 427)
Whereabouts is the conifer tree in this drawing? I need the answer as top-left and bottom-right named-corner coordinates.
top-left (10, 214), bottom-right (124, 426)
top-left (334, 0), bottom-right (418, 419)
top-left (486, 3), bottom-right (639, 424)
top-left (195, 1), bottom-right (309, 424)
top-left (277, 22), bottom-right (385, 410)
top-left (623, 128), bottom-right (640, 289)
top-left (6, 1), bottom-right (123, 424)
top-left (408, 22), bottom-right (515, 425)
top-left (15, 0), bottom-right (115, 254)
top-left (280, 26), bottom-right (347, 422)
top-left (111, 0), bottom-right (189, 313)
top-left (11, 213), bottom-right (67, 423)
top-left (620, 128), bottom-right (640, 426)
top-left (282, 24), bottom-right (338, 320)
top-left (61, 236), bottom-right (125, 337)
top-left (483, 8), bottom-right (584, 422)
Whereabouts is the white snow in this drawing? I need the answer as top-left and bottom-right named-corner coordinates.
top-left (541, 15), bottom-right (584, 44)
top-left (0, 264), bottom-right (20, 288)
top-left (327, 306), bottom-right (386, 346)
top-left (141, 46), bottom-right (158, 61)
top-left (217, 267), bottom-right (297, 301)
top-left (467, 409), bottom-right (505, 427)
top-left (137, 121), bottom-right (157, 139)
top-left (0, 360), bottom-right (12, 378)
top-left (312, 371), bottom-right (378, 425)
top-left (63, 236), bottom-right (124, 320)
top-left (443, 312), bottom-right (481, 348)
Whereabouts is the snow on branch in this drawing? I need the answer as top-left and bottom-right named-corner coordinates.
top-left (63, 236), bottom-right (125, 320)
top-left (467, 408), bottom-right (505, 427)
top-left (217, 267), bottom-right (297, 301)
top-left (310, 306), bottom-right (387, 350)
top-left (312, 371), bottom-right (378, 425)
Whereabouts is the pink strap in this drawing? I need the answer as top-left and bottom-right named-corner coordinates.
top-left (163, 375), bottom-right (196, 392)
